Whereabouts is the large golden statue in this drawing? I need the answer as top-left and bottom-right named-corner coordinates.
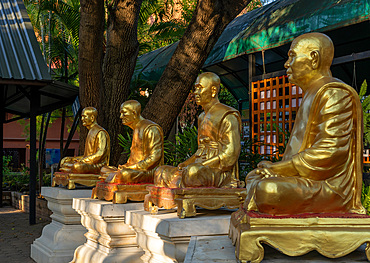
top-left (101, 100), bottom-right (164, 183)
top-left (230, 33), bottom-right (370, 263)
top-left (145, 72), bottom-right (246, 218)
top-left (154, 72), bottom-right (242, 188)
top-left (244, 33), bottom-right (365, 215)
top-left (92, 100), bottom-right (164, 203)
top-left (53, 107), bottom-right (110, 189)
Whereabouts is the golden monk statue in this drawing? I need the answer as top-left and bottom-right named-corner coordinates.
top-left (154, 72), bottom-right (241, 188)
top-left (101, 100), bottom-right (164, 184)
top-left (244, 32), bottom-right (365, 215)
top-left (59, 107), bottom-right (110, 174)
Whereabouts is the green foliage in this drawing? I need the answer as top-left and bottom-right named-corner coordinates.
top-left (118, 130), bottom-right (133, 156)
top-left (362, 183), bottom-right (370, 215)
top-left (24, 0), bottom-right (80, 85)
top-left (2, 163), bottom-right (51, 192)
top-left (118, 126), bottom-right (198, 167)
top-left (42, 172), bottom-right (52, 187)
top-left (219, 84), bottom-right (238, 109)
top-left (238, 138), bottom-right (279, 181)
top-left (3, 156), bottom-right (13, 175)
top-left (239, 124), bottom-right (290, 181)
top-left (137, 0), bottom-right (197, 55)
top-left (164, 126), bottom-right (198, 166)
top-left (2, 164), bottom-right (29, 192)
top-left (359, 80), bottom-right (370, 146)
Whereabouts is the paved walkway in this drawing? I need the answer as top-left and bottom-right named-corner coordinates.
top-left (0, 206), bottom-right (49, 263)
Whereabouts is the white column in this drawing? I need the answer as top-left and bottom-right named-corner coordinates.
top-left (31, 187), bottom-right (92, 263)
top-left (71, 198), bottom-right (144, 263)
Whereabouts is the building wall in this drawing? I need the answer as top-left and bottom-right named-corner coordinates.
top-left (3, 114), bottom-right (80, 169)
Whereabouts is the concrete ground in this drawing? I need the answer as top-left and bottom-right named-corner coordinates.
top-left (0, 206), bottom-right (49, 263)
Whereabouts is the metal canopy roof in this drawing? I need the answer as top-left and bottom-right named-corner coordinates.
top-left (0, 0), bottom-right (78, 118)
top-left (0, 0), bottom-right (79, 225)
top-left (135, 0), bottom-right (370, 110)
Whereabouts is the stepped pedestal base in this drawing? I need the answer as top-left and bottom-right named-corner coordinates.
top-left (128, 208), bottom-right (234, 262)
top-left (92, 181), bottom-right (152, 203)
top-left (144, 186), bottom-right (247, 218)
top-left (71, 198), bottom-right (144, 263)
top-left (52, 172), bottom-right (99, 189)
top-left (31, 187), bottom-right (92, 263)
top-left (229, 210), bottom-right (370, 263)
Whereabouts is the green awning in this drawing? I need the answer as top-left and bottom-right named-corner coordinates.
top-left (135, 0), bottom-right (370, 110)
top-left (221, 0), bottom-right (370, 62)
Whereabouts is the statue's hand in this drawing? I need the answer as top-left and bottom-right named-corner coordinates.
top-left (124, 164), bottom-right (137, 170)
top-left (118, 164), bottom-right (127, 169)
top-left (255, 168), bottom-right (277, 178)
top-left (257, 160), bottom-right (273, 169)
top-left (178, 162), bottom-right (186, 170)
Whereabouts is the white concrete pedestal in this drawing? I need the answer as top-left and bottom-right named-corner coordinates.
top-left (31, 187), bottom-right (92, 263)
top-left (127, 209), bottom-right (234, 263)
top-left (71, 198), bottom-right (144, 263)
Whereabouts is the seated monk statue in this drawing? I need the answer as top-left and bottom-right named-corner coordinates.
top-left (101, 100), bottom-right (164, 184)
top-left (244, 32), bottom-right (366, 215)
top-left (60, 107), bottom-right (110, 174)
top-left (154, 72), bottom-right (242, 188)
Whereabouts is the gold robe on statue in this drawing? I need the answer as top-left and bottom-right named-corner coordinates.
top-left (155, 102), bottom-right (241, 188)
top-left (102, 119), bottom-right (164, 184)
top-left (61, 124), bottom-right (110, 174)
top-left (245, 82), bottom-right (366, 215)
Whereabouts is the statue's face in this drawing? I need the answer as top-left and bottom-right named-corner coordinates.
top-left (120, 105), bottom-right (136, 126)
top-left (284, 39), bottom-right (314, 86)
top-left (81, 110), bottom-right (94, 127)
top-left (194, 76), bottom-right (214, 107)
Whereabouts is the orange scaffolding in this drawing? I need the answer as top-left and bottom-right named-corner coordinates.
top-left (251, 75), bottom-right (303, 157)
top-left (251, 75), bottom-right (370, 164)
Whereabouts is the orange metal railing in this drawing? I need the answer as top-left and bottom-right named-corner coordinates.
top-left (251, 75), bottom-right (369, 164)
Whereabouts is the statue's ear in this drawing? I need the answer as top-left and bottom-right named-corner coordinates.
top-left (211, 86), bottom-right (217, 98)
top-left (310, 50), bottom-right (320, 70)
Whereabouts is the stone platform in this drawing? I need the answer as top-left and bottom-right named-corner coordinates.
top-left (127, 208), bottom-right (235, 263)
top-left (71, 198), bottom-right (144, 263)
top-left (183, 235), bottom-right (369, 263)
top-left (31, 187), bottom-right (92, 263)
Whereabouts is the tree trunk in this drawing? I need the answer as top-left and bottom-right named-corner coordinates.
top-left (142, 0), bottom-right (251, 136)
top-left (78, 0), bottom-right (105, 154)
top-left (102, 0), bottom-right (143, 165)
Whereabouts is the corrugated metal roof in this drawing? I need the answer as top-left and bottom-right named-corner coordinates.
top-left (0, 0), bottom-right (78, 118)
top-left (0, 0), bottom-right (50, 81)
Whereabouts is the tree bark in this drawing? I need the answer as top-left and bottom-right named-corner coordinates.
top-left (142, 0), bottom-right (251, 136)
top-left (102, 0), bottom-right (143, 165)
top-left (78, 0), bottom-right (105, 154)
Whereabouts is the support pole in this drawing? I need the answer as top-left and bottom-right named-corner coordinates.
top-left (29, 90), bottom-right (40, 225)
top-left (60, 107), bottom-right (66, 156)
top-left (57, 107), bottom-right (81, 170)
top-left (38, 112), bottom-right (51, 193)
top-left (38, 114), bottom-right (45, 194)
top-left (0, 86), bottom-right (4, 208)
top-left (248, 54), bottom-right (256, 139)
